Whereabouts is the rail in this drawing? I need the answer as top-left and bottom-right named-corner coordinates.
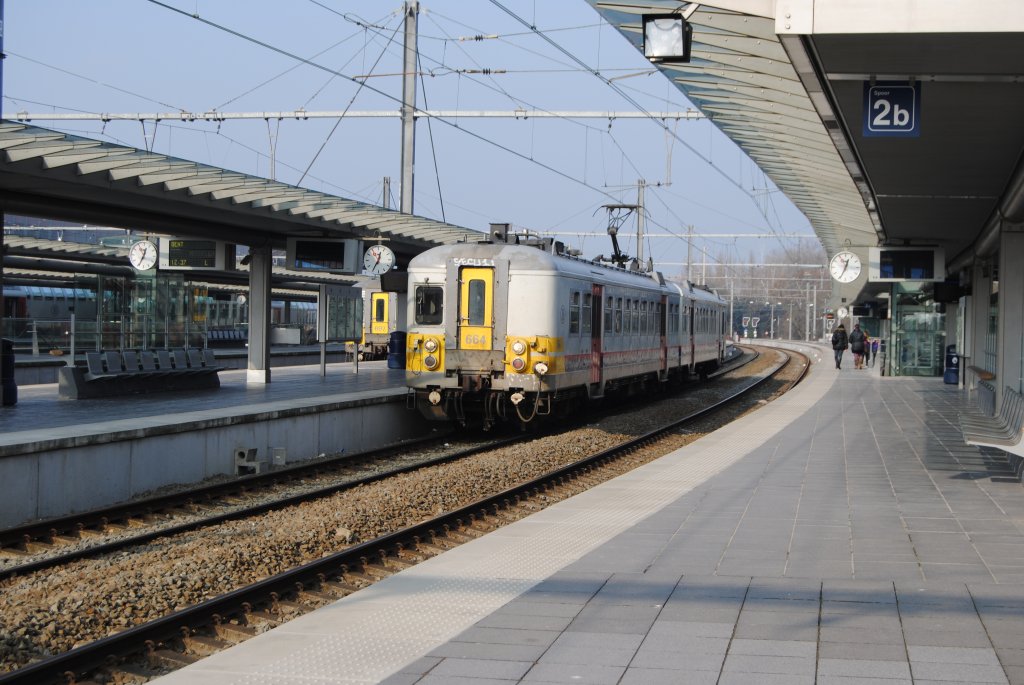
top-left (0, 346), bottom-right (800, 685)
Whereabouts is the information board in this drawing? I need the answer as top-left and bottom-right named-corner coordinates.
top-left (317, 285), bottom-right (362, 342)
top-left (159, 238), bottom-right (226, 270)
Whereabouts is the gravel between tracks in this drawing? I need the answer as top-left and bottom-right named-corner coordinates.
top-left (0, 346), bottom-right (791, 673)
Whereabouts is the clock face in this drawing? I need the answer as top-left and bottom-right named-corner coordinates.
top-left (829, 251), bottom-right (861, 283)
top-left (363, 244), bottom-right (395, 275)
top-left (129, 240), bottom-right (158, 271)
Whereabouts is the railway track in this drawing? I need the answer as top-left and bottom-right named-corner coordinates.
top-left (0, 434), bottom-right (507, 580)
top-left (0, 345), bottom-right (796, 684)
top-left (0, 344), bottom-right (753, 581)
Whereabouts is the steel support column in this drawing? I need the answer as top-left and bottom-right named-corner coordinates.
top-left (247, 246), bottom-right (272, 384)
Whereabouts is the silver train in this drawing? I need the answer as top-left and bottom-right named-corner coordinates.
top-left (405, 233), bottom-right (729, 428)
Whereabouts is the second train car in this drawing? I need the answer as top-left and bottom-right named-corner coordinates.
top-left (405, 233), bottom-right (728, 429)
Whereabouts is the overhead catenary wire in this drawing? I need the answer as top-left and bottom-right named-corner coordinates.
top-left (296, 13), bottom-right (403, 185)
top-left (418, 51), bottom-right (446, 223)
top-left (486, 0), bottom-right (771, 219)
top-left (144, 0), bottom-right (620, 204)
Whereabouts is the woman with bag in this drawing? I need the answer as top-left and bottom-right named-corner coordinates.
top-left (848, 323), bottom-right (867, 369)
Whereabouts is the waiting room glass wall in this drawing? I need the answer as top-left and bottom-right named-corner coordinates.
top-left (5, 273), bottom-right (249, 354)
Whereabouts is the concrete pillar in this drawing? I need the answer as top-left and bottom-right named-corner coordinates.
top-left (968, 257), bottom-right (992, 382)
top-left (997, 227), bottom-right (1024, 396)
top-left (247, 246), bottom-right (272, 384)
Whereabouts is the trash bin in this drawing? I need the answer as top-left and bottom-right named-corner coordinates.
top-left (1, 338), bottom-right (17, 406)
top-left (944, 343), bottom-right (959, 385)
top-left (387, 330), bottom-right (407, 369)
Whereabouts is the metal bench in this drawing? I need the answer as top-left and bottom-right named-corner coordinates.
top-left (961, 387), bottom-right (1024, 478)
top-left (59, 348), bottom-right (222, 399)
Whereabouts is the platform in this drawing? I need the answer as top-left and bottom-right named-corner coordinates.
top-left (154, 343), bottom-right (1024, 685)
top-left (0, 360), bottom-right (429, 527)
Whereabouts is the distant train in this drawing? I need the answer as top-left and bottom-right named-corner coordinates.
top-left (404, 232), bottom-right (729, 429)
top-left (3, 285), bottom-right (98, 320)
top-left (359, 288), bottom-right (405, 361)
top-left (2, 284), bottom-right (316, 335)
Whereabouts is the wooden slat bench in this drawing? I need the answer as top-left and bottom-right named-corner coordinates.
top-left (59, 348), bottom-right (222, 399)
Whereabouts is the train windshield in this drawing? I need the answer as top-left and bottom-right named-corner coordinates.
top-left (415, 285), bottom-right (443, 325)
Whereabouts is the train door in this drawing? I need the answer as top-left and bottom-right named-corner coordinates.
top-left (660, 294), bottom-right (668, 377)
top-left (591, 284), bottom-right (603, 386)
top-left (370, 292), bottom-right (389, 336)
top-left (458, 267), bottom-right (494, 350)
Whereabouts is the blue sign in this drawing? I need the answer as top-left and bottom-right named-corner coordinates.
top-left (863, 81), bottom-right (921, 137)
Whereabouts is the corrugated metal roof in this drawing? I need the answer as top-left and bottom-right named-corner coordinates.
top-left (0, 121), bottom-right (483, 250)
top-left (585, 1), bottom-right (877, 255)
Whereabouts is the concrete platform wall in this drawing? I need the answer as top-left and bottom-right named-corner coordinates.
top-left (0, 398), bottom-right (433, 528)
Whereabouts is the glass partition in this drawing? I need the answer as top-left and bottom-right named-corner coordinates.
top-left (890, 282), bottom-right (946, 377)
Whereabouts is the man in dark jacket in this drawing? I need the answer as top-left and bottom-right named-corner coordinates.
top-left (848, 323), bottom-right (867, 369)
top-left (831, 323), bottom-right (848, 369)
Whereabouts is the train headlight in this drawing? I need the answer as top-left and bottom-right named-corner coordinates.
top-left (534, 361), bottom-right (548, 375)
top-left (423, 338), bottom-right (438, 353)
top-left (511, 340), bottom-right (527, 355)
top-left (424, 354), bottom-right (439, 370)
top-left (511, 357), bottom-right (526, 372)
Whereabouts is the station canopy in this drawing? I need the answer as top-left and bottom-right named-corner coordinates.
top-left (586, 1), bottom-right (1024, 268)
top-left (0, 121), bottom-right (483, 269)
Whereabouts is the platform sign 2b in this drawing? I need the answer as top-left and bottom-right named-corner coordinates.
top-left (863, 81), bottom-right (921, 137)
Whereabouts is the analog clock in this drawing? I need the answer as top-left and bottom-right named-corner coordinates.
top-left (363, 244), bottom-right (395, 275)
top-left (128, 239), bottom-right (158, 271)
top-left (829, 250), bottom-right (861, 283)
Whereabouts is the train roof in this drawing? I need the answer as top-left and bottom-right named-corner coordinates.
top-left (409, 240), bottom-right (668, 289)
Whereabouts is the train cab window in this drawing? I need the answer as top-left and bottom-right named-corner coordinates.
top-left (467, 279), bottom-right (487, 325)
top-left (374, 297), bottom-right (386, 323)
top-left (415, 285), bottom-right (444, 325)
top-left (570, 291), bottom-right (581, 334)
top-left (582, 293), bottom-right (592, 335)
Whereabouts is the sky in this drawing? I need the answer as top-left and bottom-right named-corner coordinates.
top-left (3, 0), bottom-right (819, 280)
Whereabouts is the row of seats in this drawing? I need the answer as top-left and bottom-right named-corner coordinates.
top-left (85, 348), bottom-right (222, 382)
top-left (208, 329), bottom-right (248, 346)
top-left (960, 385), bottom-right (1024, 463)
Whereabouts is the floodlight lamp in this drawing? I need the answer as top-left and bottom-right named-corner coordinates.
top-left (642, 14), bottom-right (693, 63)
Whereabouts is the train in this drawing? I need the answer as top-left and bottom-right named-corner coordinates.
top-left (404, 231), bottom-right (729, 429)
top-left (2, 284), bottom-right (317, 342)
top-left (359, 288), bottom-right (405, 360)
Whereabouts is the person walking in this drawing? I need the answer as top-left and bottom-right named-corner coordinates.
top-left (849, 323), bottom-right (867, 369)
top-left (870, 338), bottom-right (880, 367)
top-left (863, 331), bottom-right (872, 367)
top-left (831, 323), bottom-right (848, 369)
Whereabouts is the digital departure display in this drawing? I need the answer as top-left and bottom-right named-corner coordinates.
top-left (286, 238), bottom-right (360, 274)
top-left (868, 247), bottom-right (944, 282)
top-left (158, 238), bottom-right (226, 270)
top-left (168, 239), bottom-right (218, 268)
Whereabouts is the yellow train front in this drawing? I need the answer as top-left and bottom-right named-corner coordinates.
top-left (406, 234), bottom-right (727, 429)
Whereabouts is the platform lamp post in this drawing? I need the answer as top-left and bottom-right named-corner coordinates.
top-left (768, 301), bottom-right (781, 339)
